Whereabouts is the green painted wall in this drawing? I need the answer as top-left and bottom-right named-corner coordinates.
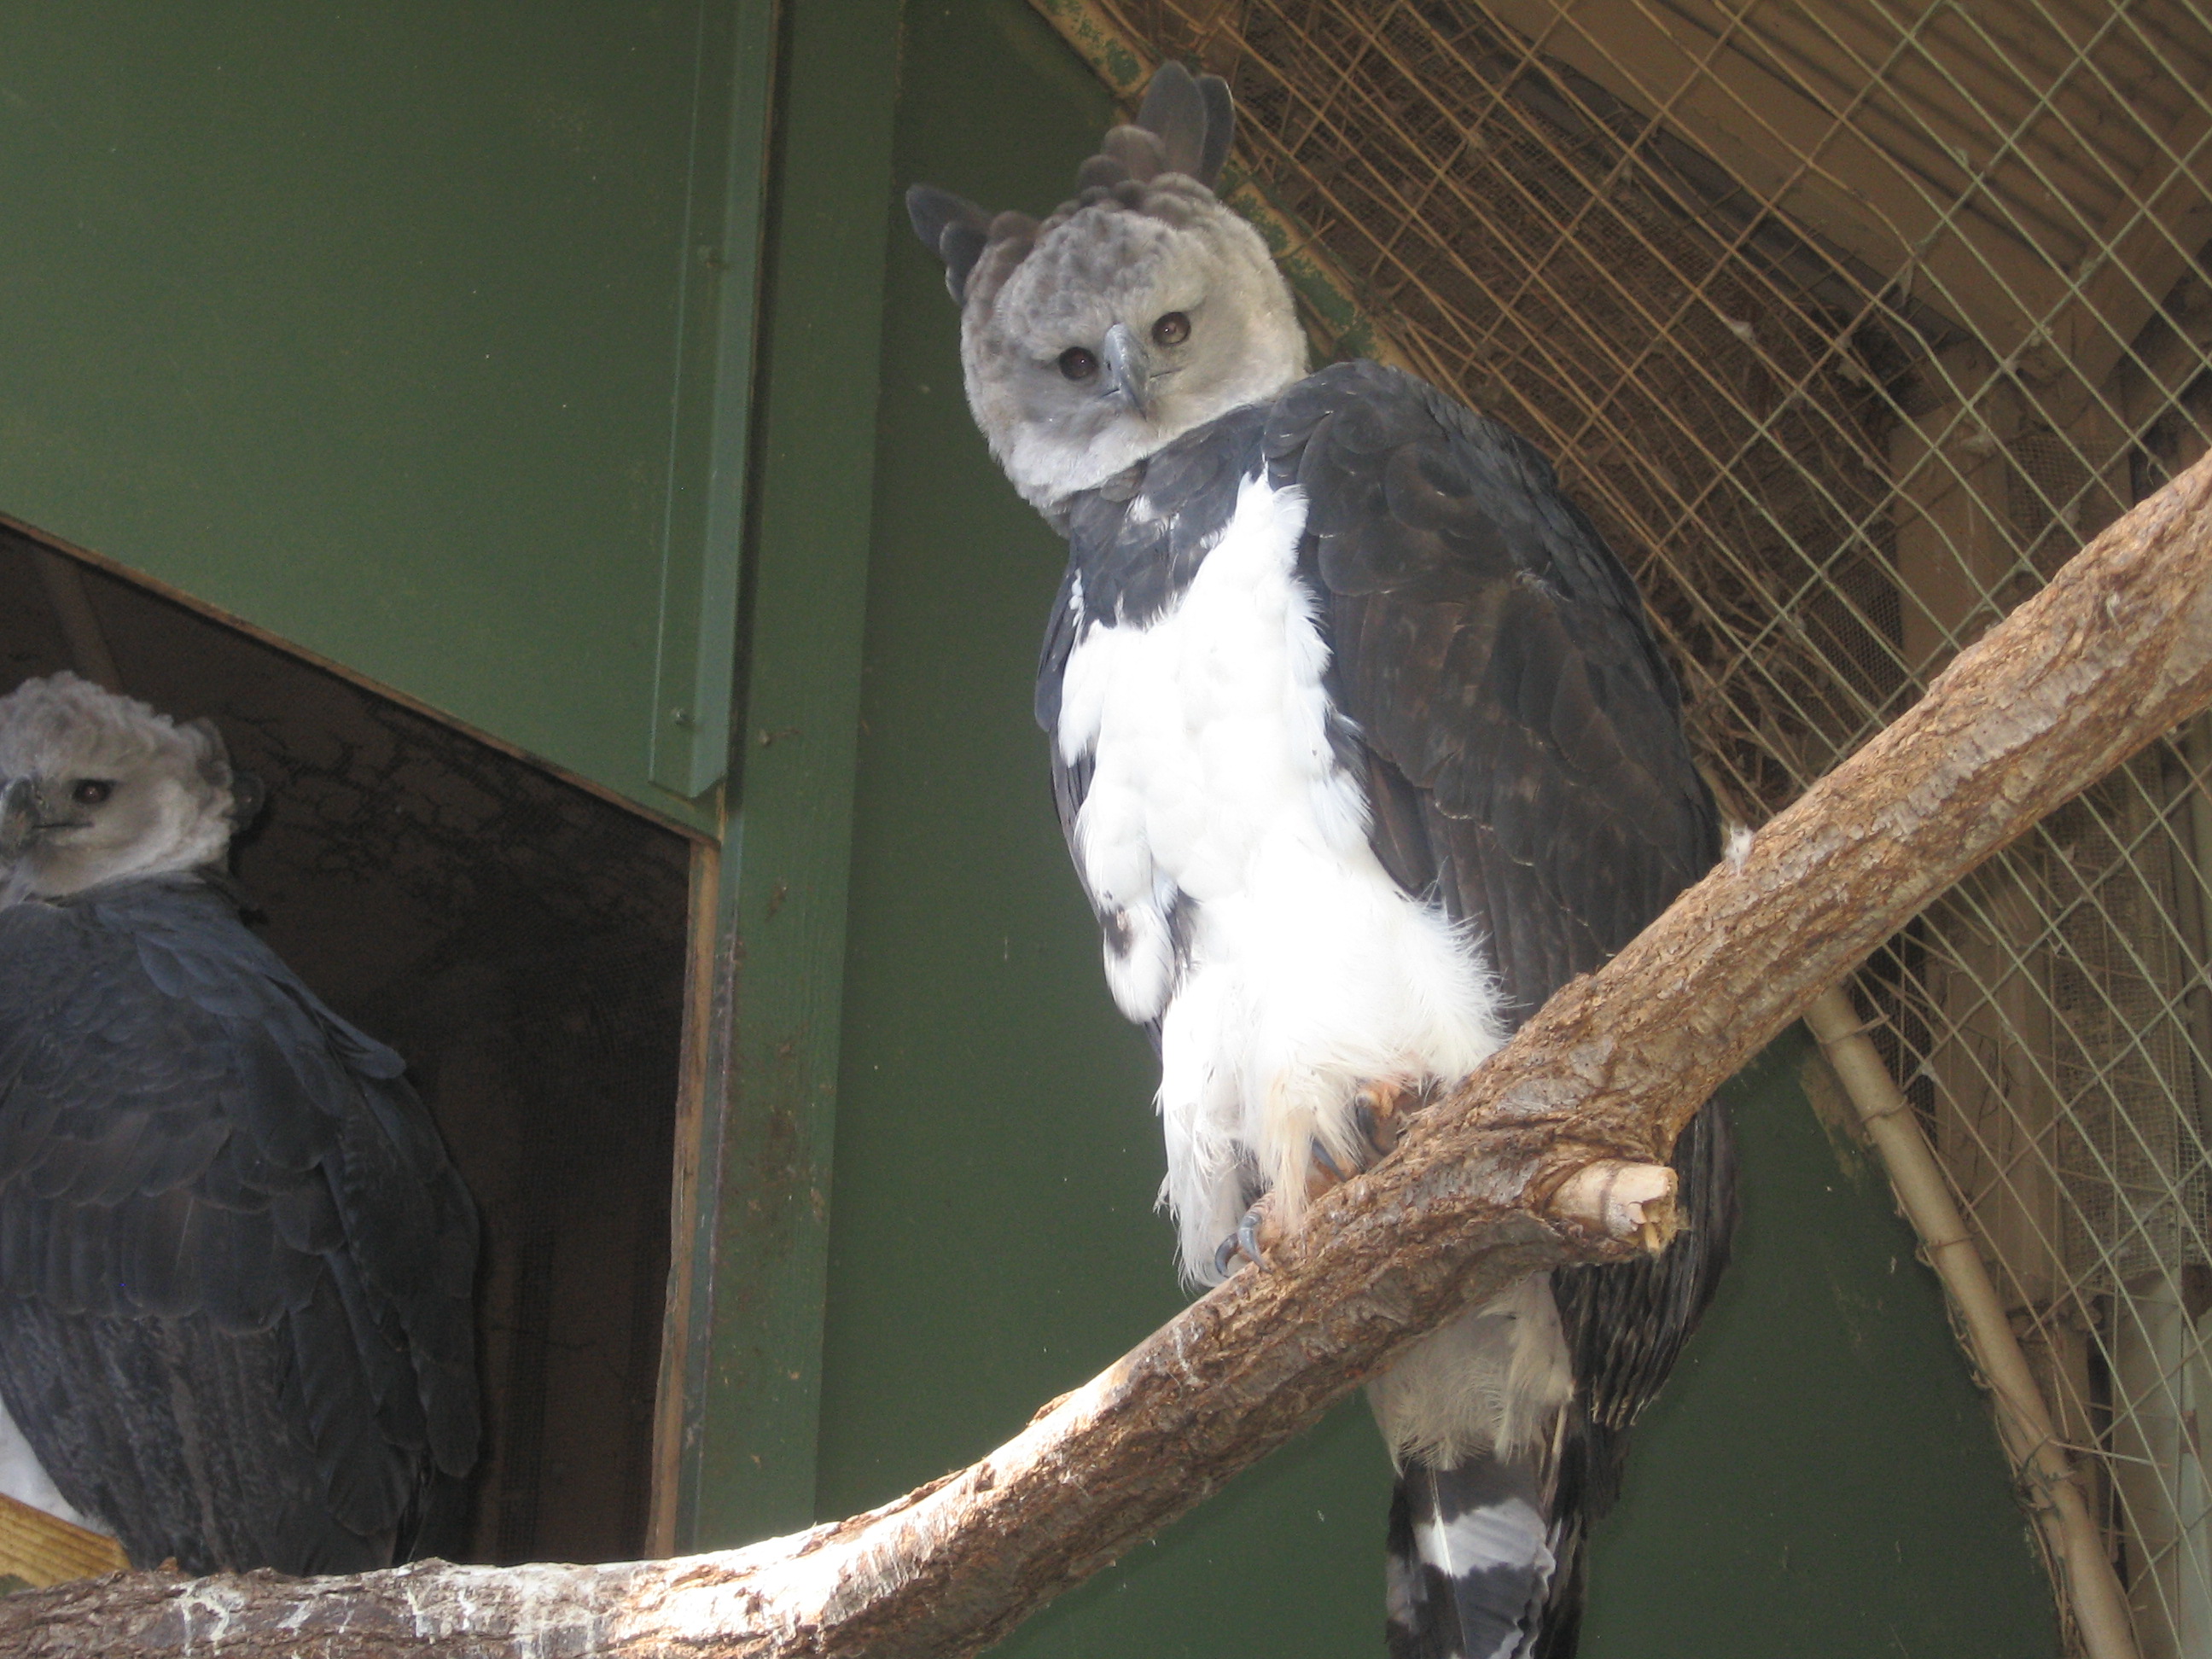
top-left (817, 3), bottom-right (2064, 1651)
top-left (1578, 1034), bottom-right (2058, 1656)
top-left (0, 2), bottom-right (774, 830)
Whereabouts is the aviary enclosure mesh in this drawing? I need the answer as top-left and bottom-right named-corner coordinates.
top-left (1040, 0), bottom-right (2212, 1650)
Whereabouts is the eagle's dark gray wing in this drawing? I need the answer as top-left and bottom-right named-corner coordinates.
top-left (1035, 556), bottom-right (1097, 905)
top-left (1267, 358), bottom-right (1718, 1016)
top-left (0, 874), bottom-right (477, 1575)
top-left (1266, 357), bottom-right (1734, 1394)
top-left (1268, 359), bottom-right (1734, 1658)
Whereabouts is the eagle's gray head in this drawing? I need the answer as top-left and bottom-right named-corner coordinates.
top-left (908, 63), bottom-right (1307, 517)
top-left (0, 672), bottom-right (259, 905)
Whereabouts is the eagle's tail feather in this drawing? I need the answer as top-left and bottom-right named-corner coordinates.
top-left (1384, 1456), bottom-right (1559, 1659)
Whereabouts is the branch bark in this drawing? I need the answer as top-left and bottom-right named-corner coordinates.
top-left (9, 450), bottom-right (2212, 1658)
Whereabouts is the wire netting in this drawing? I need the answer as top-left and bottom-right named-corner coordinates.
top-left (1057, 0), bottom-right (2212, 1648)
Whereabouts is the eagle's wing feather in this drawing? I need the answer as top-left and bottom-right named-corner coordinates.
top-left (1268, 358), bottom-right (1735, 1487)
top-left (0, 875), bottom-right (476, 1575)
top-left (1034, 555), bottom-right (1088, 851)
top-left (1268, 358), bottom-right (1718, 1018)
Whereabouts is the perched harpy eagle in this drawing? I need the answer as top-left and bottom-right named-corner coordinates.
top-left (911, 67), bottom-right (1735, 1658)
top-left (0, 672), bottom-right (478, 1575)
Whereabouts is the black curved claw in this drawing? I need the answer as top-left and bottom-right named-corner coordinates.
top-left (1351, 1080), bottom-right (1428, 1164)
top-left (1350, 1101), bottom-right (1383, 1162)
top-left (1237, 1204), bottom-right (1268, 1267)
top-left (1215, 1201), bottom-right (1273, 1276)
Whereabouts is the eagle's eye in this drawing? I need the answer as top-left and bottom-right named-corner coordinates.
top-left (71, 779), bottom-right (114, 807)
top-left (1150, 311), bottom-right (1190, 347)
top-left (1057, 346), bottom-right (1099, 381)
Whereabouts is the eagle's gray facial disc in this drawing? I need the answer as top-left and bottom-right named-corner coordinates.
top-left (0, 672), bottom-right (242, 904)
top-left (958, 179), bottom-right (1307, 514)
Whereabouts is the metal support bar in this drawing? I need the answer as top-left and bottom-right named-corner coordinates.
top-left (1806, 984), bottom-right (2139, 1659)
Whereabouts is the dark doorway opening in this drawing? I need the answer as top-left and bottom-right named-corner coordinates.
top-left (1, 526), bottom-right (691, 1566)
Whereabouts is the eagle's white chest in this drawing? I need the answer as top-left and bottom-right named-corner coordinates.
top-left (1055, 474), bottom-right (1505, 1283)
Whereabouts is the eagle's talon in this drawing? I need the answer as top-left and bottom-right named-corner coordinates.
top-left (1216, 1200), bottom-right (1278, 1275)
top-left (1350, 1079), bottom-right (1423, 1164)
top-left (1307, 1079), bottom-right (1426, 1202)
top-left (1238, 1204), bottom-right (1272, 1269)
top-left (1232, 1084), bottom-right (1436, 1274)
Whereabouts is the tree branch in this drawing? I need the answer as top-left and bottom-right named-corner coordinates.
top-left (9, 449), bottom-right (2212, 1657)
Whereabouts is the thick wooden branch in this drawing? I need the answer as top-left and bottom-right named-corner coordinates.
top-left (9, 449), bottom-right (2212, 1657)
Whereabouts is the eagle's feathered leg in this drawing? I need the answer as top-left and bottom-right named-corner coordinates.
top-left (1215, 1077), bottom-right (1428, 1273)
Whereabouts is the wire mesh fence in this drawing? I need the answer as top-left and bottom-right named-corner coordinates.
top-left (1039, 0), bottom-right (2212, 1649)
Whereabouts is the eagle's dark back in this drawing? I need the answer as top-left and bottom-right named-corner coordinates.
top-left (0, 872), bottom-right (478, 1575)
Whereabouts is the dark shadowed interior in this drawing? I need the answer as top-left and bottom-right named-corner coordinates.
top-left (0, 525), bottom-right (690, 1567)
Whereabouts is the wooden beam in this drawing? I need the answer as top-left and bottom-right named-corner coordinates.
top-left (1891, 345), bottom-right (2018, 681)
top-left (29, 548), bottom-right (124, 694)
top-left (2041, 90), bottom-right (2212, 417)
top-left (0, 1496), bottom-right (126, 1593)
top-left (647, 838), bottom-right (726, 1556)
top-left (7, 445), bottom-right (2212, 1659)
top-left (1477, 0), bottom-right (2065, 352)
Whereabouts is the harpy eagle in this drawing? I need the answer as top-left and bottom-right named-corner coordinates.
top-left (909, 66), bottom-right (1735, 1658)
top-left (0, 672), bottom-right (478, 1575)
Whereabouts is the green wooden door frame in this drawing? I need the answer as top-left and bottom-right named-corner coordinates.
top-left (648, 0), bottom-right (781, 804)
top-left (0, 0), bottom-right (894, 1562)
top-left (653, 0), bottom-right (905, 1554)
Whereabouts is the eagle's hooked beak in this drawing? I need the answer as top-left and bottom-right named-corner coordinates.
top-left (0, 777), bottom-right (39, 862)
top-left (1101, 323), bottom-right (1153, 418)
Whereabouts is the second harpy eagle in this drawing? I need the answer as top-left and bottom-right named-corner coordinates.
top-left (910, 65), bottom-right (1735, 1658)
top-left (0, 672), bottom-right (479, 1575)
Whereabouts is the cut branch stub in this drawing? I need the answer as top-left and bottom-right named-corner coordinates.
top-left (1550, 1159), bottom-right (1680, 1248)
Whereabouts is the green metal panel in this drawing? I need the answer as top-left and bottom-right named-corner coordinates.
top-left (818, 3), bottom-right (2062, 1650)
top-left (666, 0), bottom-right (901, 1551)
top-left (0, 1), bottom-right (774, 830)
top-left (1575, 1032), bottom-right (2058, 1656)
